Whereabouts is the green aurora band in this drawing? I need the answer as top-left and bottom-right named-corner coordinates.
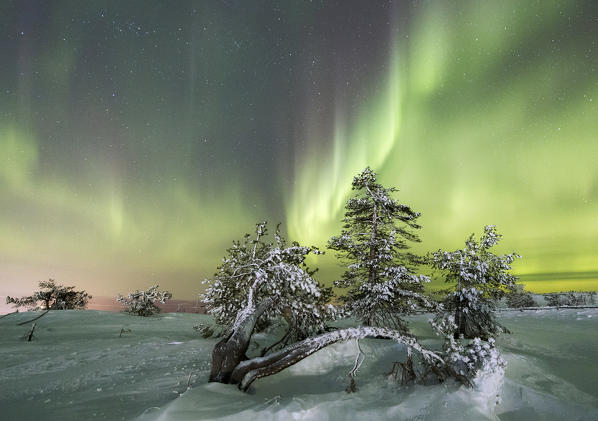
top-left (286, 0), bottom-right (598, 292)
top-left (1, 1), bottom-right (597, 299)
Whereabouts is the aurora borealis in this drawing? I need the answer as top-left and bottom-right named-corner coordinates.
top-left (1, 0), bottom-right (597, 300)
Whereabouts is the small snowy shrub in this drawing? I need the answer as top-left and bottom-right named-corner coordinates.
top-left (426, 311), bottom-right (505, 386)
top-left (193, 323), bottom-right (216, 338)
top-left (445, 337), bottom-right (505, 384)
top-left (506, 284), bottom-right (535, 308)
top-left (6, 279), bottom-right (91, 310)
top-left (117, 285), bottom-right (172, 316)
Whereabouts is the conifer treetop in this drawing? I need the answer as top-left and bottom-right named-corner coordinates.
top-left (202, 221), bottom-right (336, 342)
top-left (328, 167), bottom-right (430, 330)
top-left (431, 225), bottom-right (520, 296)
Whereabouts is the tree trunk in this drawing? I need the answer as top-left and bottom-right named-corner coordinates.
top-left (454, 307), bottom-right (464, 339)
top-left (454, 279), bottom-right (464, 339)
top-left (222, 326), bottom-right (444, 391)
top-left (368, 196), bottom-right (378, 285)
top-left (209, 298), bottom-right (272, 383)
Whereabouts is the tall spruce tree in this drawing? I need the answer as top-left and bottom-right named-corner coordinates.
top-left (328, 167), bottom-right (432, 331)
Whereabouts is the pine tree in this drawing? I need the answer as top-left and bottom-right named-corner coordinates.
top-left (6, 279), bottom-right (91, 310)
top-left (202, 222), bottom-right (336, 345)
top-left (430, 225), bottom-right (520, 340)
top-left (328, 167), bottom-right (431, 331)
top-left (205, 196), bottom-right (502, 392)
top-left (117, 285), bottom-right (172, 316)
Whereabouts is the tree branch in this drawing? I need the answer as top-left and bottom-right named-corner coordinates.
top-left (0, 310), bottom-right (19, 320)
top-left (231, 326), bottom-right (443, 391)
top-left (17, 310), bottom-right (50, 326)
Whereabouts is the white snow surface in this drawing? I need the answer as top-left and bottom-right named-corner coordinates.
top-left (1, 309), bottom-right (597, 420)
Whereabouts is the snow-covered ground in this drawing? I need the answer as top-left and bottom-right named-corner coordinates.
top-left (0, 309), bottom-right (596, 420)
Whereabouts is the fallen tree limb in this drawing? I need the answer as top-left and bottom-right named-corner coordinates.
top-left (27, 323), bottom-right (37, 341)
top-left (17, 310), bottom-right (50, 326)
top-left (0, 310), bottom-right (18, 320)
top-left (230, 326), bottom-right (444, 391)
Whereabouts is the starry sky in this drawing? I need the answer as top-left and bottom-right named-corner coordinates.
top-left (1, 0), bottom-right (597, 300)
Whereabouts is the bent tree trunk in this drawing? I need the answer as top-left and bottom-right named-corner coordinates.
top-left (209, 298), bottom-right (272, 383)
top-left (209, 304), bottom-right (444, 391)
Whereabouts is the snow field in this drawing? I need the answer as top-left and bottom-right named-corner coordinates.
top-left (1, 308), bottom-right (597, 420)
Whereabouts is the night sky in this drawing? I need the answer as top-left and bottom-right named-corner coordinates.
top-left (1, 0), bottom-right (597, 300)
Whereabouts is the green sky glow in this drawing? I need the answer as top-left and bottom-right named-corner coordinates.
top-left (287, 0), bottom-right (598, 292)
top-left (1, 1), bottom-right (597, 299)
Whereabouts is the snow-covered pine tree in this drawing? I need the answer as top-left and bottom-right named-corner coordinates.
top-left (202, 222), bottom-right (336, 347)
top-left (117, 285), bottom-right (172, 316)
top-left (205, 219), bottom-right (502, 392)
top-left (328, 167), bottom-right (431, 331)
top-left (6, 279), bottom-right (91, 310)
top-left (430, 225), bottom-right (520, 339)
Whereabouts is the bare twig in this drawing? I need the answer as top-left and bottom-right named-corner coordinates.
top-left (399, 348), bottom-right (417, 386)
top-left (263, 395), bottom-right (281, 406)
top-left (17, 310), bottom-right (50, 326)
top-left (346, 339), bottom-right (365, 393)
top-left (119, 328), bottom-right (132, 338)
top-left (260, 326), bottom-right (292, 357)
top-left (186, 371), bottom-right (194, 389)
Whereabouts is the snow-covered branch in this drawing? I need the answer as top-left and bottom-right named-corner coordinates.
top-left (230, 326), bottom-right (444, 391)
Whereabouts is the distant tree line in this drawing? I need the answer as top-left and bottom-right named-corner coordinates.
top-left (543, 291), bottom-right (596, 307)
top-left (503, 289), bottom-right (597, 308)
